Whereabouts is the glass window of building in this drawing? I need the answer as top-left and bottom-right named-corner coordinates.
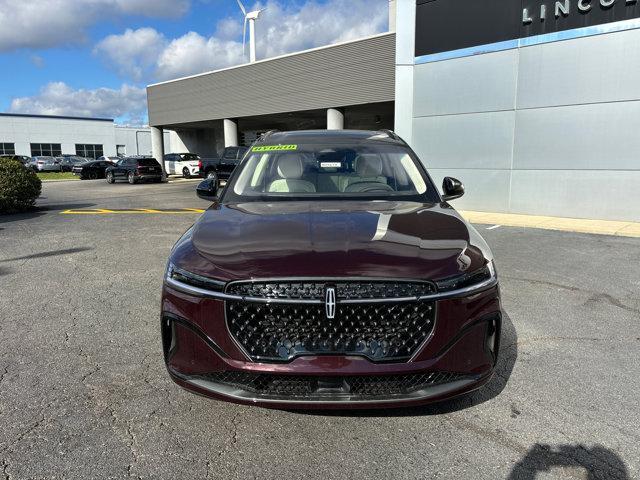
top-left (31, 143), bottom-right (62, 157)
top-left (75, 144), bottom-right (104, 159)
top-left (0, 143), bottom-right (16, 155)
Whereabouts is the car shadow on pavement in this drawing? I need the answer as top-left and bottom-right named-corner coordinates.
top-left (509, 443), bottom-right (629, 479)
top-left (300, 310), bottom-right (518, 418)
top-left (0, 210), bottom-right (47, 223)
top-left (0, 203), bottom-right (96, 223)
top-left (0, 247), bottom-right (93, 263)
top-left (37, 202), bottom-right (96, 212)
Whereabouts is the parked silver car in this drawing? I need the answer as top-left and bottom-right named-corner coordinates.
top-left (33, 156), bottom-right (62, 172)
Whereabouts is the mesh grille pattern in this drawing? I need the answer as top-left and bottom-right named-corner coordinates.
top-left (226, 301), bottom-right (435, 362)
top-left (202, 371), bottom-right (467, 399)
top-left (226, 280), bottom-right (435, 300)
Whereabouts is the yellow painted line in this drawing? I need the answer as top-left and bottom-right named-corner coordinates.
top-left (58, 207), bottom-right (640, 238)
top-left (61, 208), bottom-right (205, 215)
top-left (460, 210), bottom-right (640, 238)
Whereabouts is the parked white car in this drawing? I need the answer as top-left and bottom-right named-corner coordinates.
top-left (163, 153), bottom-right (201, 178)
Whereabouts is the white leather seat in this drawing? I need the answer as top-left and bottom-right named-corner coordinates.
top-left (267, 156), bottom-right (316, 193)
top-left (342, 154), bottom-right (390, 192)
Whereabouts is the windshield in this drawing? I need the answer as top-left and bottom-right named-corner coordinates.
top-left (225, 142), bottom-right (438, 202)
top-left (138, 158), bottom-right (159, 166)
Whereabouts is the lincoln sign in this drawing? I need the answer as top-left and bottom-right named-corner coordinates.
top-left (415, 0), bottom-right (640, 57)
top-left (523, 0), bottom-right (638, 24)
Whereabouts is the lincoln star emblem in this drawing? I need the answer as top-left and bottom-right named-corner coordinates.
top-left (325, 287), bottom-right (336, 319)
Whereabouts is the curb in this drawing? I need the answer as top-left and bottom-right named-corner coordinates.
top-left (166, 178), bottom-right (202, 184)
top-left (40, 179), bottom-right (81, 183)
top-left (460, 210), bottom-right (640, 239)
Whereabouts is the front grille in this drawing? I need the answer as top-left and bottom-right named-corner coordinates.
top-left (226, 280), bottom-right (435, 300)
top-left (225, 280), bottom-right (436, 362)
top-left (202, 371), bottom-right (468, 399)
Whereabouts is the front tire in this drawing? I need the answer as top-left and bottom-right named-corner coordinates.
top-left (128, 172), bottom-right (136, 184)
top-left (106, 172), bottom-right (115, 184)
top-left (89, 171), bottom-right (98, 180)
top-left (206, 170), bottom-right (217, 179)
top-left (182, 167), bottom-right (191, 179)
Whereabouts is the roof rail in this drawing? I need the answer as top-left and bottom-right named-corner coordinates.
top-left (379, 129), bottom-right (401, 141)
top-left (379, 129), bottom-right (410, 147)
top-left (259, 130), bottom-right (280, 141)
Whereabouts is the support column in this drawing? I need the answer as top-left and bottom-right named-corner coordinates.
top-left (327, 108), bottom-right (344, 130)
top-left (388, 0), bottom-right (397, 31)
top-left (394, 1), bottom-right (416, 145)
top-left (151, 126), bottom-right (166, 177)
top-left (223, 119), bottom-right (239, 147)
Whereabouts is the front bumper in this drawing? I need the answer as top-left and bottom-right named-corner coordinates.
top-left (161, 282), bottom-right (501, 409)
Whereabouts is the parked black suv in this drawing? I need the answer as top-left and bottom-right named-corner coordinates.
top-left (73, 160), bottom-right (113, 179)
top-left (105, 157), bottom-right (163, 184)
top-left (199, 146), bottom-right (248, 180)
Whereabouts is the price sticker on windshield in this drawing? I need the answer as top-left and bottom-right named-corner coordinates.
top-left (320, 162), bottom-right (342, 168)
top-left (252, 145), bottom-right (298, 152)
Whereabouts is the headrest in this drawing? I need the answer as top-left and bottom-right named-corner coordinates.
top-left (355, 154), bottom-right (383, 177)
top-left (276, 156), bottom-right (304, 179)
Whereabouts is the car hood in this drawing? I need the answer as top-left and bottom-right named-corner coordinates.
top-left (180, 201), bottom-right (492, 282)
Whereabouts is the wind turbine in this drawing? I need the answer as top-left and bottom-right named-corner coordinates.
top-left (236, 0), bottom-right (266, 63)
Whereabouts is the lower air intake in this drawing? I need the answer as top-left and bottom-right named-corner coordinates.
top-left (201, 371), bottom-right (469, 399)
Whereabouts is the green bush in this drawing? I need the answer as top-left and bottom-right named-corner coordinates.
top-left (0, 157), bottom-right (42, 213)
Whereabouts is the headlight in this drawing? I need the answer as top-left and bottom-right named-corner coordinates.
top-left (435, 261), bottom-right (496, 293)
top-left (166, 262), bottom-right (225, 292)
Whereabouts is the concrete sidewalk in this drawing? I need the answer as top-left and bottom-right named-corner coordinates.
top-left (460, 210), bottom-right (640, 238)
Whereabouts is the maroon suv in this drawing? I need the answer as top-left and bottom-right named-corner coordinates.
top-left (161, 130), bottom-right (501, 409)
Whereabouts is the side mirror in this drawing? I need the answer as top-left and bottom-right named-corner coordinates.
top-left (196, 176), bottom-right (218, 201)
top-left (442, 177), bottom-right (465, 201)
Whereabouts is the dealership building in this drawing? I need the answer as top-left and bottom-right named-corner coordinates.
top-left (0, 113), bottom-right (169, 159)
top-left (147, 0), bottom-right (640, 222)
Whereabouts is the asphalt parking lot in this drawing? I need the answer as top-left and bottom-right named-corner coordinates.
top-left (1, 180), bottom-right (638, 480)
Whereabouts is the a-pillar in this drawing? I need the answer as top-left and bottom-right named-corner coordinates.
top-left (327, 108), bottom-right (344, 130)
top-left (223, 119), bottom-right (239, 147)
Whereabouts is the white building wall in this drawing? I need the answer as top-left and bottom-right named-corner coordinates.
top-left (114, 126), bottom-right (170, 157)
top-left (0, 115), bottom-right (115, 156)
top-left (396, 6), bottom-right (640, 222)
top-left (0, 114), bottom-right (168, 159)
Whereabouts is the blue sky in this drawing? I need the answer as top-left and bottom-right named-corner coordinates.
top-left (0, 0), bottom-right (388, 125)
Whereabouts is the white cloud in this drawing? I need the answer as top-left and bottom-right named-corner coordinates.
top-left (96, 0), bottom-right (389, 82)
top-left (156, 32), bottom-right (245, 81)
top-left (215, 17), bottom-right (243, 42)
top-left (94, 28), bottom-right (166, 82)
top-left (9, 0), bottom-right (388, 123)
top-left (9, 82), bottom-right (148, 124)
top-left (256, 0), bottom-right (389, 59)
top-left (0, 0), bottom-right (190, 52)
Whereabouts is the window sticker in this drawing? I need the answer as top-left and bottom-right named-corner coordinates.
top-left (252, 145), bottom-right (298, 152)
top-left (320, 162), bottom-right (342, 168)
